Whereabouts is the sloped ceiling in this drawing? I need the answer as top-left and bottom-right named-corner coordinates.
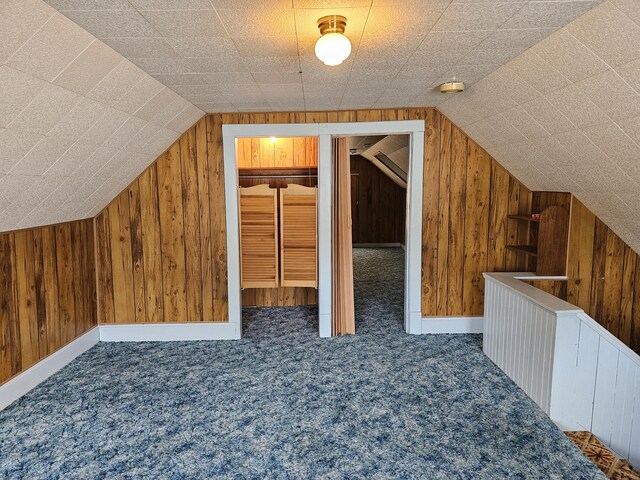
top-left (439, 0), bottom-right (640, 253)
top-left (42, 0), bottom-right (600, 112)
top-left (0, 0), bottom-right (203, 232)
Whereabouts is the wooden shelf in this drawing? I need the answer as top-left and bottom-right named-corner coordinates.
top-left (507, 245), bottom-right (538, 257)
top-left (508, 214), bottom-right (540, 223)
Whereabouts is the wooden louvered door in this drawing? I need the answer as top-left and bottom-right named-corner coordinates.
top-left (280, 184), bottom-right (318, 288)
top-left (239, 184), bottom-right (279, 289)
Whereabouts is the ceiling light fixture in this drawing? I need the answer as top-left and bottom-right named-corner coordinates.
top-left (439, 80), bottom-right (465, 93)
top-left (315, 15), bottom-right (351, 66)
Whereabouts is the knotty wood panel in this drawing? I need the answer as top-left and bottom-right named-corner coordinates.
top-left (0, 220), bottom-right (96, 385)
top-left (96, 116), bottom-right (228, 323)
top-left (421, 109), bottom-right (533, 317)
top-left (236, 137), bottom-right (318, 169)
top-left (350, 155), bottom-right (406, 244)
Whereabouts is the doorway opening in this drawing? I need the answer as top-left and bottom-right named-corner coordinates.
top-left (332, 134), bottom-right (409, 334)
top-left (235, 136), bottom-right (320, 334)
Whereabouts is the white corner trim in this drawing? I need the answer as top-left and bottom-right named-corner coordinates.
top-left (99, 322), bottom-right (240, 342)
top-left (421, 317), bottom-right (484, 334)
top-left (0, 326), bottom-right (100, 411)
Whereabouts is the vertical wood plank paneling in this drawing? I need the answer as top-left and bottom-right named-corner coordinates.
top-left (447, 125), bottom-right (467, 315)
top-left (421, 109), bottom-right (440, 316)
top-left (157, 143), bottom-right (188, 322)
top-left (196, 117), bottom-right (214, 322)
top-left (1, 219), bottom-right (96, 385)
top-left (487, 162), bottom-right (510, 272)
top-left (603, 229), bottom-right (625, 336)
top-left (108, 192), bottom-right (135, 324)
top-left (14, 230), bottom-right (38, 370)
top-left (54, 224), bottom-right (75, 344)
top-left (128, 180), bottom-right (147, 324)
top-left (95, 211), bottom-right (115, 324)
top-left (139, 165), bottom-right (164, 323)
top-left (463, 140), bottom-right (490, 315)
top-left (567, 197), bottom-right (595, 312)
top-left (180, 127), bottom-right (203, 322)
top-left (436, 115), bottom-right (452, 316)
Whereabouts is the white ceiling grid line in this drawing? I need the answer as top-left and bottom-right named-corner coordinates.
top-left (439, 0), bottom-right (640, 253)
top-left (0, 0), bottom-right (204, 232)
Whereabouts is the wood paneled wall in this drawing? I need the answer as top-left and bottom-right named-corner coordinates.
top-left (533, 196), bottom-right (640, 355)
top-left (350, 155), bottom-right (406, 244)
top-left (236, 137), bottom-right (318, 169)
top-left (421, 109), bottom-right (533, 317)
top-left (95, 116), bottom-right (228, 324)
top-left (0, 220), bottom-right (96, 384)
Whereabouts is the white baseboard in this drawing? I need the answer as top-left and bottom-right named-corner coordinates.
top-left (0, 326), bottom-right (100, 411)
top-left (99, 322), bottom-right (240, 342)
top-left (421, 316), bottom-right (484, 334)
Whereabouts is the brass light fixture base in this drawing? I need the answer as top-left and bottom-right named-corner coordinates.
top-left (439, 81), bottom-right (465, 93)
top-left (317, 15), bottom-right (348, 35)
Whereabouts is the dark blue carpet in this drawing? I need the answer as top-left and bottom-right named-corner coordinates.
top-left (0, 248), bottom-right (605, 479)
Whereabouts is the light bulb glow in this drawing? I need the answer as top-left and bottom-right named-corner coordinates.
top-left (315, 32), bottom-right (351, 66)
top-left (269, 136), bottom-right (277, 143)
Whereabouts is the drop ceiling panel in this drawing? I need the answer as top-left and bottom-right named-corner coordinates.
top-left (42, 0), bottom-right (602, 112)
top-left (439, 0), bottom-right (640, 253)
top-left (0, 0), bottom-right (203, 232)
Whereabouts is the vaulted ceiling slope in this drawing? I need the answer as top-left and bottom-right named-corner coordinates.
top-left (439, 0), bottom-right (640, 253)
top-left (0, 0), bottom-right (203, 232)
top-left (43, 0), bottom-right (600, 113)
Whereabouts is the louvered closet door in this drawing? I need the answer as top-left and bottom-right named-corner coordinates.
top-left (280, 184), bottom-right (318, 288)
top-left (239, 184), bottom-right (279, 288)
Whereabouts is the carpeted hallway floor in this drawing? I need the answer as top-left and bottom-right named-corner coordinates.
top-left (0, 248), bottom-right (605, 479)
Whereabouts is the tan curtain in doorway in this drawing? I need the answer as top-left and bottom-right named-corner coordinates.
top-left (332, 137), bottom-right (355, 335)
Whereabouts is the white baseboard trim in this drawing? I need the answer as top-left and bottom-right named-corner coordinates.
top-left (99, 322), bottom-right (240, 342)
top-left (421, 316), bottom-right (484, 334)
top-left (0, 326), bottom-right (100, 411)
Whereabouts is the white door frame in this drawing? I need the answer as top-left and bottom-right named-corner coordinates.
top-left (222, 120), bottom-right (425, 338)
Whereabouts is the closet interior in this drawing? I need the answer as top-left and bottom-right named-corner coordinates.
top-left (237, 137), bottom-right (319, 308)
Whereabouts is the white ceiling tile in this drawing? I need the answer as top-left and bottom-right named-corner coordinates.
top-left (8, 83), bottom-right (81, 136)
top-left (0, 66), bottom-right (47, 128)
top-left (365, 2), bottom-right (449, 37)
top-left (133, 87), bottom-right (177, 121)
top-left (47, 97), bottom-right (106, 139)
top-left (532, 29), bottom-right (609, 82)
top-left (578, 69), bottom-right (640, 122)
top-left (150, 97), bottom-right (190, 125)
top-left (6, 13), bottom-right (94, 82)
top-left (232, 37), bottom-right (299, 58)
top-left (253, 72), bottom-right (303, 85)
top-left (128, 0), bottom-right (213, 9)
top-left (201, 72), bottom-right (255, 84)
top-left (609, 0), bottom-right (640, 25)
top-left (243, 56), bottom-right (300, 73)
top-left (0, 129), bottom-right (43, 174)
top-left (619, 115), bottom-right (640, 146)
top-left (129, 57), bottom-right (198, 74)
top-left (152, 73), bottom-right (210, 86)
top-left (501, 105), bottom-right (549, 140)
top-left (86, 60), bottom-right (147, 107)
top-left (0, 0), bottom-right (56, 64)
top-left (501, 1), bottom-right (598, 30)
top-left (102, 116), bottom-right (148, 150)
top-left (143, 10), bottom-right (226, 37)
top-left (545, 84), bottom-right (609, 129)
top-left (8, 136), bottom-right (74, 176)
top-left (43, 142), bottom-right (99, 177)
top-left (459, 29), bottom-right (554, 66)
top-left (615, 58), bottom-right (640, 94)
top-left (53, 40), bottom-right (123, 95)
top-left (219, 7), bottom-right (296, 37)
top-left (506, 49), bottom-right (571, 94)
top-left (60, 9), bottom-right (157, 37)
top-left (566, 1), bottom-right (640, 67)
top-left (172, 84), bottom-right (224, 96)
top-left (189, 55), bottom-right (247, 73)
top-left (433, 3), bottom-right (524, 31)
top-left (47, 0), bottom-right (133, 9)
top-left (113, 75), bottom-right (165, 116)
top-left (164, 36), bottom-right (238, 58)
top-left (101, 37), bottom-right (180, 58)
top-left (293, 0), bottom-right (370, 7)
top-left (582, 122), bottom-right (640, 173)
top-left (195, 102), bottom-right (236, 112)
top-left (521, 97), bottom-right (576, 135)
top-left (79, 108), bottom-right (131, 146)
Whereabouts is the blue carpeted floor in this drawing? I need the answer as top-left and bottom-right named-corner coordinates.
top-left (0, 248), bottom-right (605, 479)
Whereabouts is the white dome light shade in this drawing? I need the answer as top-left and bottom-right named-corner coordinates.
top-left (315, 32), bottom-right (352, 66)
